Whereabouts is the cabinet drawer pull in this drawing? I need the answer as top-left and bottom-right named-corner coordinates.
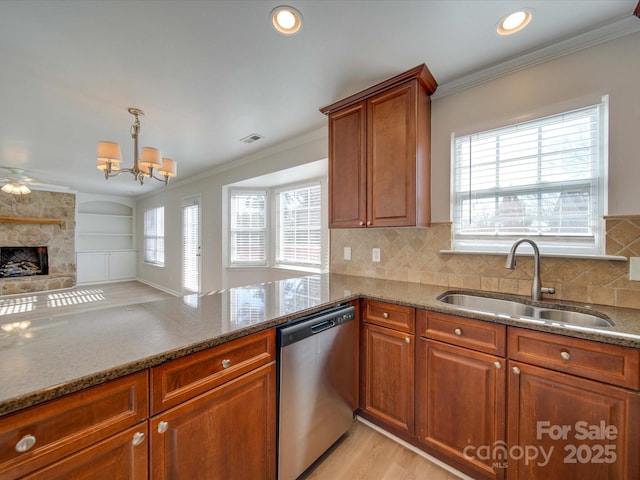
top-left (132, 432), bottom-right (145, 446)
top-left (221, 358), bottom-right (232, 368)
top-left (158, 421), bottom-right (169, 434)
top-left (405, 337), bottom-right (410, 344)
top-left (382, 312), bottom-right (389, 319)
top-left (15, 434), bottom-right (36, 452)
top-left (494, 361), bottom-right (502, 369)
top-left (454, 328), bottom-right (462, 336)
top-left (560, 351), bottom-right (571, 361)
top-left (512, 366), bottom-right (521, 375)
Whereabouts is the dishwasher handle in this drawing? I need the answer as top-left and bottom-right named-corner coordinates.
top-left (278, 305), bottom-right (355, 348)
top-left (311, 320), bottom-right (336, 334)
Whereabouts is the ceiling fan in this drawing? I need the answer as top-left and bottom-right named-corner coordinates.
top-left (0, 167), bottom-right (69, 195)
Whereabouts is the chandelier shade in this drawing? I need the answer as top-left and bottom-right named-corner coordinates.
top-left (1, 182), bottom-right (31, 195)
top-left (96, 108), bottom-right (177, 186)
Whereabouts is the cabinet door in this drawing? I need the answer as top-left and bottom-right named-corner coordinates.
top-left (76, 252), bottom-right (108, 284)
top-left (328, 101), bottom-right (367, 227)
top-left (417, 339), bottom-right (506, 480)
top-left (360, 322), bottom-right (414, 435)
top-left (507, 361), bottom-right (640, 479)
top-left (150, 363), bottom-right (276, 480)
top-left (367, 80), bottom-right (417, 227)
top-left (108, 251), bottom-right (137, 281)
top-left (20, 424), bottom-right (147, 480)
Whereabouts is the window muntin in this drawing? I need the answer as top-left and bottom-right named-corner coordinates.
top-left (452, 99), bottom-right (607, 255)
top-left (276, 184), bottom-right (322, 268)
top-left (230, 191), bottom-right (267, 266)
top-left (144, 206), bottom-right (165, 266)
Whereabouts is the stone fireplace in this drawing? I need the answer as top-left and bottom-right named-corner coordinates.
top-left (0, 191), bottom-right (75, 295)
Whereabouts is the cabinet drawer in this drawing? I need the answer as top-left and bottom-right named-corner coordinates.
top-left (151, 329), bottom-right (275, 414)
top-left (0, 371), bottom-right (148, 479)
top-left (417, 310), bottom-right (506, 356)
top-left (508, 327), bottom-right (640, 389)
top-left (362, 300), bottom-right (415, 333)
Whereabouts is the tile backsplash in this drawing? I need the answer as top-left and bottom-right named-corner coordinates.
top-left (330, 216), bottom-right (640, 309)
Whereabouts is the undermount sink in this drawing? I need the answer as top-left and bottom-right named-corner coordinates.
top-left (437, 292), bottom-right (614, 329)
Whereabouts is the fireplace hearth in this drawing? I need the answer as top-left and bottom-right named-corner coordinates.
top-left (0, 247), bottom-right (49, 278)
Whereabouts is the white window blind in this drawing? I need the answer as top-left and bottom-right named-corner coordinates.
top-left (182, 198), bottom-right (200, 293)
top-left (144, 206), bottom-right (165, 266)
top-left (230, 191), bottom-right (267, 265)
top-left (277, 184), bottom-right (322, 267)
top-left (452, 98), bottom-right (607, 255)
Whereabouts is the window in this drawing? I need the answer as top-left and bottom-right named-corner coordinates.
top-left (452, 97), bottom-right (607, 255)
top-left (144, 206), bottom-right (165, 266)
top-left (276, 184), bottom-right (322, 268)
top-left (230, 191), bottom-right (267, 265)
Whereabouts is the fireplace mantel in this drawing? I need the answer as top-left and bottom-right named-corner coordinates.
top-left (0, 216), bottom-right (62, 226)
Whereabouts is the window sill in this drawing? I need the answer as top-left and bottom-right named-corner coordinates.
top-left (438, 250), bottom-right (627, 262)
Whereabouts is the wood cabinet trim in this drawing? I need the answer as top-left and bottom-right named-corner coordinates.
top-left (319, 64), bottom-right (437, 114)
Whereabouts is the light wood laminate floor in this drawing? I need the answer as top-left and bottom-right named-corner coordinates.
top-left (302, 420), bottom-right (464, 480)
top-left (0, 281), bottom-right (175, 323)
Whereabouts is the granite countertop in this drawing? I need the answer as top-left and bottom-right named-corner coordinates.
top-left (1, 273), bottom-right (639, 417)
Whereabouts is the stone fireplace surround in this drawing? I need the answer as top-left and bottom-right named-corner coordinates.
top-left (0, 191), bottom-right (75, 295)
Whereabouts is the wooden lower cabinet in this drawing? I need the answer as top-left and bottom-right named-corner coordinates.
top-left (507, 361), bottom-right (640, 479)
top-left (360, 322), bottom-right (414, 435)
top-left (21, 423), bottom-right (148, 480)
top-left (150, 362), bottom-right (276, 480)
top-left (416, 339), bottom-right (506, 480)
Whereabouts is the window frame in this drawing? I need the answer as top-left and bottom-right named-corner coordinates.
top-left (275, 182), bottom-right (323, 270)
top-left (229, 189), bottom-right (268, 267)
top-left (143, 206), bottom-right (165, 267)
top-left (450, 96), bottom-right (608, 256)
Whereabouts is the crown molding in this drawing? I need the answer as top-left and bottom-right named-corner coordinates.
top-left (433, 16), bottom-right (640, 99)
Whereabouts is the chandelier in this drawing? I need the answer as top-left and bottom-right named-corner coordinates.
top-left (96, 108), bottom-right (177, 185)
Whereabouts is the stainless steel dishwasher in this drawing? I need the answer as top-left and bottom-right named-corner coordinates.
top-left (277, 304), bottom-right (356, 480)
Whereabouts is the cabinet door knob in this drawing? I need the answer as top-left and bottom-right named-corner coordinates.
top-left (382, 312), bottom-right (389, 319)
top-left (560, 351), bottom-right (571, 361)
top-left (494, 361), bottom-right (502, 369)
top-left (158, 421), bottom-right (169, 434)
top-left (359, 221), bottom-right (364, 226)
top-left (15, 434), bottom-right (36, 452)
top-left (132, 432), bottom-right (145, 446)
top-left (221, 359), bottom-right (232, 368)
top-left (512, 366), bottom-right (521, 375)
top-left (405, 337), bottom-right (410, 344)
top-left (367, 221), bottom-right (371, 226)
top-left (454, 328), bottom-right (463, 336)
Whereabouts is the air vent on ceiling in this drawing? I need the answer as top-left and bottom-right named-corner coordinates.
top-left (240, 133), bottom-right (264, 144)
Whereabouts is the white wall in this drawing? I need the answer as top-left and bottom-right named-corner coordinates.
top-left (135, 128), bottom-right (327, 294)
top-left (431, 31), bottom-right (640, 222)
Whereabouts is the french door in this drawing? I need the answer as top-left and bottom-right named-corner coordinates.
top-left (182, 195), bottom-right (201, 293)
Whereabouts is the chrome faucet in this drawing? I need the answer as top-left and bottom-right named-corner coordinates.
top-left (505, 238), bottom-right (555, 301)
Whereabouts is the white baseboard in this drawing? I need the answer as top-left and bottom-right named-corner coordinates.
top-left (135, 277), bottom-right (181, 296)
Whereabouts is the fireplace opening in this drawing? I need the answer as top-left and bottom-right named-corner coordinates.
top-left (0, 247), bottom-right (49, 278)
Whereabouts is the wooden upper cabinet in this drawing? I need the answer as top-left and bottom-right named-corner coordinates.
top-left (328, 102), bottom-right (367, 227)
top-left (321, 64), bottom-right (436, 228)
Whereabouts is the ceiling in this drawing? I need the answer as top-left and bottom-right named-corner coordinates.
top-left (0, 0), bottom-right (638, 198)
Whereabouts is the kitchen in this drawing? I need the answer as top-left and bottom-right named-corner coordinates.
top-left (1, 1), bottom-right (640, 479)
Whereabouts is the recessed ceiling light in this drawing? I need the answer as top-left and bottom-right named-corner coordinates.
top-left (497, 9), bottom-right (532, 36)
top-left (270, 5), bottom-right (303, 35)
